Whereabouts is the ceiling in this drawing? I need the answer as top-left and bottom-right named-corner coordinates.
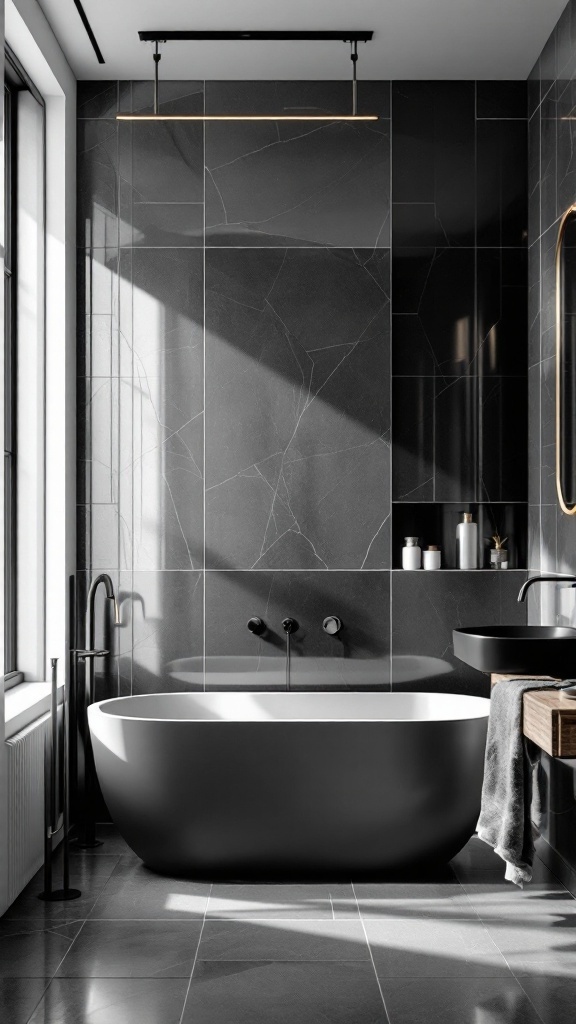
top-left (37, 0), bottom-right (567, 80)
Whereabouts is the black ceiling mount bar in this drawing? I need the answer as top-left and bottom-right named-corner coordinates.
top-left (73, 0), bottom-right (105, 64)
top-left (138, 30), bottom-right (373, 43)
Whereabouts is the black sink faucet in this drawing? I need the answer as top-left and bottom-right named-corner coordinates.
top-left (517, 574), bottom-right (576, 602)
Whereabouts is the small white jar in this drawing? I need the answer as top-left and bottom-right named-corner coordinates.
top-left (423, 545), bottom-right (441, 570)
top-left (402, 536), bottom-right (421, 570)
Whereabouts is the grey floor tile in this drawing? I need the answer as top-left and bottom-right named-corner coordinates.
top-left (207, 883), bottom-right (358, 919)
top-left (0, 978), bottom-right (48, 1023)
top-left (198, 919), bottom-right (370, 960)
top-left (182, 961), bottom-right (388, 1023)
top-left (366, 916), bottom-right (512, 978)
top-left (381, 976), bottom-right (545, 1024)
top-left (28, 977), bottom-right (189, 1024)
top-left (519, 975), bottom-right (576, 1024)
top-left (483, 917), bottom-right (576, 978)
top-left (89, 858), bottom-right (210, 919)
top-left (4, 856), bottom-right (121, 922)
top-left (0, 921), bottom-right (83, 978)
top-left (56, 920), bottom-right (203, 978)
top-left (462, 881), bottom-right (575, 920)
top-left (354, 881), bottom-right (475, 919)
top-left (70, 825), bottom-right (139, 859)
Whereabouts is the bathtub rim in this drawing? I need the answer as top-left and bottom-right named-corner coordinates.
top-left (89, 690), bottom-right (491, 724)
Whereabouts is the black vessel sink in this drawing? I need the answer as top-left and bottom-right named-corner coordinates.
top-left (453, 625), bottom-right (576, 677)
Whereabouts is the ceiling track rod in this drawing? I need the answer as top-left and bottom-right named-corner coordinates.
top-left (73, 0), bottom-right (105, 63)
top-left (138, 30), bottom-right (373, 43)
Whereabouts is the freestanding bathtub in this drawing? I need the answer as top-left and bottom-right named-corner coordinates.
top-left (88, 691), bottom-right (490, 878)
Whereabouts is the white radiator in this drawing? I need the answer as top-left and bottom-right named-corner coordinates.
top-left (5, 712), bottom-right (49, 905)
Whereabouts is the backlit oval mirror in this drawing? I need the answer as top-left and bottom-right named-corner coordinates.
top-left (556, 204), bottom-right (576, 514)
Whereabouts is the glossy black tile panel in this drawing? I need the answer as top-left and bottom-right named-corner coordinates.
top-left (392, 82), bottom-right (475, 246)
top-left (434, 376), bottom-right (478, 502)
top-left (123, 80), bottom-right (204, 117)
top-left (479, 377), bottom-right (528, 503)
top-left (204, 570), bottom-right (391, 691)
top-left (392, 248), bottom-right (475, 376)
top-left (476, 119), bottom-right (528, 248)
top-left (475, 249), bottom-right (528, 377)
top-left (391, 570), bottom-right (527, 696)
top-left (77, 81), bottom-right (119, 119)
top-left (205, 248), bottom-right (390, 570)
top-left (476, 81), bottom-right (527, 119)
top-left (205, 82), bottom-right (390, 247)
top-left (77, 121), bottom-right (118, 248)
top-left (392, 376), bottom-right (434, 502)
top-left (131, 571), bottom-right (203, 694)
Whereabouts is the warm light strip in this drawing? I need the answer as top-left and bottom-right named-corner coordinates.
top-left (116, 113), bottom-right (379, 121)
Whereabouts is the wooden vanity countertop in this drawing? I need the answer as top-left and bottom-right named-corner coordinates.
top-left (490, 674), bottom-right (576, 757)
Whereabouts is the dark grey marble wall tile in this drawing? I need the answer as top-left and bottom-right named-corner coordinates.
top-left (124, 80), bottom-right (204, 116)
top-left (540, 354), bottom-right (556, 505)
top-left (539, 21), bottom-right (558, 105)
top-left (528, 504), bottom-right (541, 572)
top-left (205, 248), bottom-right (390, 570)
top-left (205, 82), bottom-right (390, 247)
top-left (77, 81), bottom-right (119, 118)
top-left (128, 202), bottom-right (204, 247)
top-left (540, 504), bottom-right (558, 575)
top-left (393, 248), bottom-right (475, 376)
top-left (392, 82), bottom-right (475, 247)
top-left (391, 571), bottom-right (527, 697)
top-left (528, 363), bottom-right (541, 507)
top-left (78, 120), bottom-right (118, 247)
top-left (476, 119), bottom-right (527, 248)
top-left (131, 571), bottom-right (203, 693)
top-left (528, 243), bottom-right (541, 368)
top-left (205, 570), bottom-right (390, 690)
top-left (475, 249), bottom-right (527, 377)
top-left (77, 377), bottom-right (119, 504)
top-left (121, 122), bottom-right (203, 204)
top-left (479, 377), bottom-right (528, 503)
top-left (540, 225), bottom-right (557, 341)
top-left (77, 505), bottom-right (120, 570)
top-left (475, 81), bottom-right (527, 119)
top-left (540, 101), bottom-right (558, 237)
top-left (392, 377), bottom-right (434, 501)
top-left (528, 111), bottom-right (541, 246)
top-left (556, 503), bottom-right (576, 575)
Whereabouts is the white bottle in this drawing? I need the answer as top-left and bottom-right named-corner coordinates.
top-left (402, 536), bottom-right (421, 570)
top-left (423, 545), bottom-right (441, 570)
top-left (456, 513), bottom-right (478, 569)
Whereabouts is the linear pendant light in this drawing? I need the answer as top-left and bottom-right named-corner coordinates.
top-left (116, 30), bottom-right (378, 121)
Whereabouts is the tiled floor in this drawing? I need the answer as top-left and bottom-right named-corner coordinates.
top-left (1, 825), bottom-right (575, 1023)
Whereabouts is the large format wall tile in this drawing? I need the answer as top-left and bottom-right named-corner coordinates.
top-left (131, 571), bottom-right (203, 693)
top-left (391, 571), bottom-right (527, 697)
top-left (205, 571), bottom-right (390, 690)
top-left (392, 82), bottom-right (475, 247)
top-left (77, 121), bottom-right (118, 248)
top-left (205, 82), bottom-right (390, 247)
top-left (205, 248), bottom-right (391, 569)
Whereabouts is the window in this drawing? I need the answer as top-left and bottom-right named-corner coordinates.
top-left (4, 48), bottom-right (45, 688)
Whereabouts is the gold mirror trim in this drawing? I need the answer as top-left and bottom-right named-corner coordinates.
top-left (555, 203), bottom-right (576, 515)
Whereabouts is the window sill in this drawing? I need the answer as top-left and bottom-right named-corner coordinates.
top-left (5, 680), bottom-right (64, 740)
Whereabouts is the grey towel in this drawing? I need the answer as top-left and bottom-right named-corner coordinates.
top-left (477, 678), bottom-right (573, 886)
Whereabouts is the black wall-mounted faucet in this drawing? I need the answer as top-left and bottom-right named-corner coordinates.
top-left (517, 574), bottom-right (576, 602)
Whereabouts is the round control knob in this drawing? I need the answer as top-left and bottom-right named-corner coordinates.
top-left (247, 617), bottom-right (266, 636)
top-left (323, 616), bottom-right (342, 635)
top-left (282, 617), bottom-right (299, 634)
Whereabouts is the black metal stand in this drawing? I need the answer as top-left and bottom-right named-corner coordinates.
top-left (38, 657), bottom-right (82, 901)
